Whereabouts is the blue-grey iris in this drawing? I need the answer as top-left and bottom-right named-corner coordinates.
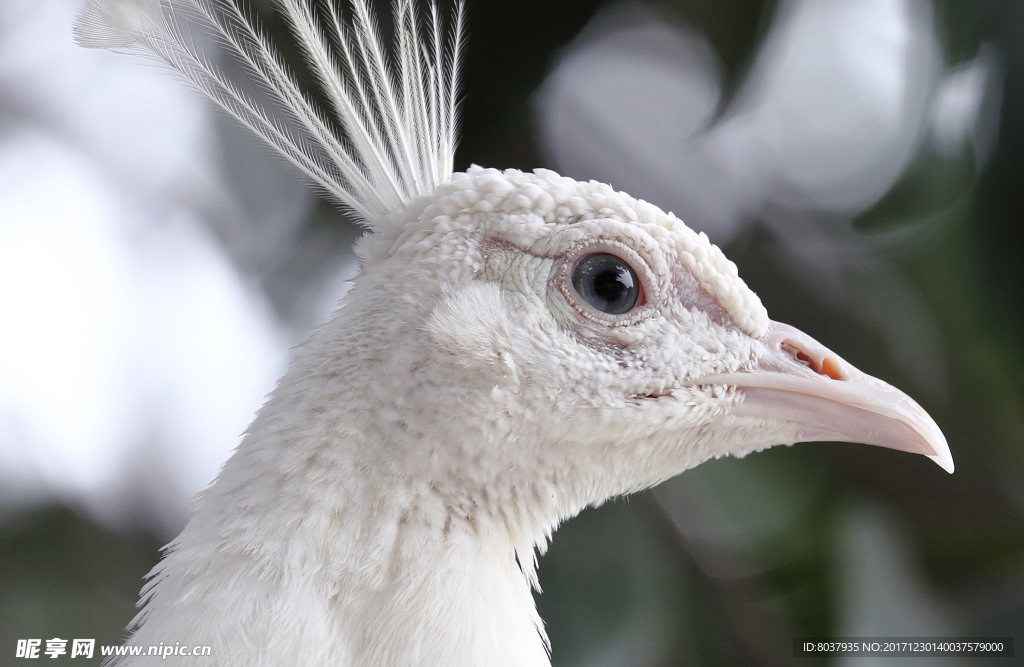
top-left (571, 253), bottom-right (640, 315)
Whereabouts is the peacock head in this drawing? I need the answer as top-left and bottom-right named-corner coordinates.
top-left (334, 166), bottom-right (952, 535)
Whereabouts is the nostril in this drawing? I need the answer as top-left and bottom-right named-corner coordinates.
top-left (782, 342), bottom-right (845, 380)
top-left (793, 348), bottom-right (814, 368)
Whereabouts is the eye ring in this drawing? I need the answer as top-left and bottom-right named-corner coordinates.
top-left (556, 241), bottom-right (652, 325)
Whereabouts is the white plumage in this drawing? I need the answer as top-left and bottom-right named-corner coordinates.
top-left (75, 1), bottom-right (953, 665)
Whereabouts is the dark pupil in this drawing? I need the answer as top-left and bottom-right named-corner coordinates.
top-left (571, 253), bottom-right (640, 315)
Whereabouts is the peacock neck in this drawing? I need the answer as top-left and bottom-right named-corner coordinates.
top-left (130, 289), bottom-right (565, 665)
top-left (147, 372), bottom-right (553, 667)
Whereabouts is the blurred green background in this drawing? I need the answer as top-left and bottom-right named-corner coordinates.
top-left (2, 0), bottom-right (1023, 665)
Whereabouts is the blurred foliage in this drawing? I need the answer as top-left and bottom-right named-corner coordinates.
top-left (0, 509), bottom-right (160, 654)
top-left (3, 0), bottom-right (1024, 665)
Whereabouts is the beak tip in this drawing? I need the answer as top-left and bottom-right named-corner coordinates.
top-left (929, 448), bottom-right (955, 474)
top-left (921, 420), bottom-right (954, 473)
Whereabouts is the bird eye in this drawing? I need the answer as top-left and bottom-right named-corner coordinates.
top-left (571, 253), bottom-right (642, 315)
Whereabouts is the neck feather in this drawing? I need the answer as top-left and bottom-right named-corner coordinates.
top-left (122, 374), bottom-right (553, 666)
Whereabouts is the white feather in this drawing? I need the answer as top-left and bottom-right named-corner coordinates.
top-left (74, 0), bottom-right (464, 223)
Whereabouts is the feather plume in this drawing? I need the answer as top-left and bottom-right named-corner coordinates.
top-left (74, 0), bottom-right (464, 223)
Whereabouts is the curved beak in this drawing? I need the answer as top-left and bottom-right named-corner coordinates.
top-left (700, 321), bottom-right (954, 473)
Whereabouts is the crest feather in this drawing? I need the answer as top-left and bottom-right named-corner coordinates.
top-left (74, 0), bottom-right (465, 224)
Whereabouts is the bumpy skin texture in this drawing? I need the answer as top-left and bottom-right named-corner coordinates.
top-left (115, 168), bottom-right (794, 666)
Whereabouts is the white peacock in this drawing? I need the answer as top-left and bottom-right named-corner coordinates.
top-left (75, 1), bottom-right (953, 664)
